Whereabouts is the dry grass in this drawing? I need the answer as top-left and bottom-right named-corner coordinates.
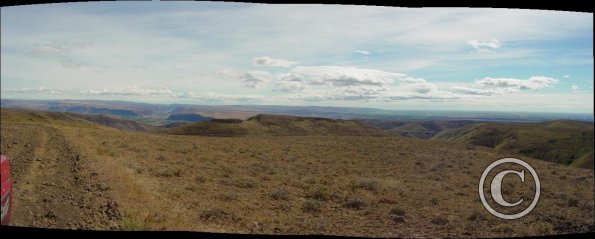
top-left (2, 108), bottom-right (594, 237)
top-left (302, 199), bottom-right (322, 213)
top-left (61, 126), bottom-right (594, 237)
top-left (120, 214), bottom-right (145, 231)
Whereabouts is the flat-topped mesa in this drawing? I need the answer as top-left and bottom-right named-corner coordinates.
top-left (166, 113), bottom-right (213, 122)
top-left (167, 113), bottom-right (387, 136)
top-left (211, 118), bottom-right (243, 124)
top-left (247, 114), bottom-right (342, 125)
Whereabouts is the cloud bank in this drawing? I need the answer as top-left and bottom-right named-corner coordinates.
top-left (240, 70), bottom-right (273, 88)
top-left (476, 76), bottom-right (559, 90)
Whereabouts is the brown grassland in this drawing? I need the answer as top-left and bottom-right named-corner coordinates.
top-left (0, 108), bottom-right (593, 237)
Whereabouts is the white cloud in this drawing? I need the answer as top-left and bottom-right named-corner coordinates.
top-left (178, 92), bottom-right (263, 102)
top-left (276, 73), bottom-right (306, 92)
top-left (451, 86), bottom-right (497, 95)
top-left (449, 76), bottom-right (560, 96)
top-left (468, 39), bottom-right (502, 52)
top-left (402, 82), bottom-right (437, 94)
top-left (0, 86), bottom-right (266, 103)
top-left (1, 86), bottom-right (177, 98)
top-left (292, 66), bottom-right (405, 86)
top-left (353, 50), bottom-right (371, 55)
top-left (401, 76), bottom-right (427, 84)
top-left (252, 56), bottom-right (298, 68)
top-left (240, 70), bottom-right (273, 88)
top-left (476, 76), bottom-right (559, 90)
top-left (376, 89), bottom-right (463, 101)
top-left (81, 86), bottom-right (177, 97)
top-left (449, 86), bottom-right (520, 95)
top-left (563, 75), bottom-right (570, 78)
top-left (571, 85), bottom-right (579, 91)
top-left (1, 87), bottom-right (66, 94)
top-left (274, 68), bottom-right (438, 100)
top-left (280, 80), bottom-right (446, 102)
top-left (281, 86), bottom-right (388, 101)
top-left (343, 85), bottom-right (388, 96)
top-left (277, 72), bottom-right (305, 82)
top-left (276, 81), bottom-right (306, 93)
top-left (291, 66), bottom-right (432, 90)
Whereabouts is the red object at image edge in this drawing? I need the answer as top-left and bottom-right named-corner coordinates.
top-left (1, 154), bottom-right (12, 226)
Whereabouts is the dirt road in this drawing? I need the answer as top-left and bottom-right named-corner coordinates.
top-left (0, 123), bottom-right (121, 229)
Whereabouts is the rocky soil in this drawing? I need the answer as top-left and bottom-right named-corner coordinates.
top-left (1, 123), bottom-right (121, 229)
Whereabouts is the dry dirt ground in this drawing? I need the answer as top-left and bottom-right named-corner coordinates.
top-left (1, 114), bottom-right (593, 237)
top-left (0, 123), bottom-right (121, 230)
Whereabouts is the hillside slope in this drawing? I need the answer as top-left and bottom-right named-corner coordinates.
top-left (432, 120), bottom-right (594, 168)
top-left (166, 114), bottom-right (388, 136)
top-left (360, 119), bottom-right (481, 139)
top-left (1, 108), bottom-right (155, 132)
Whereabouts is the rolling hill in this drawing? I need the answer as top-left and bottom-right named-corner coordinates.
top-left (165, 114), bottom-right (388, 136)
top-left (0, 108), bottom-right (155, 132)
top-left (359, 119), bottom-right (482, 139)
top-left (432, 120), bottom-right (594, 168)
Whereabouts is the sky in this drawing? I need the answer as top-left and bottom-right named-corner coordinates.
top-left (1, 2), bottom-right (593, 113)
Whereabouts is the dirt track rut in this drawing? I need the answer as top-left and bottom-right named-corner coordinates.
top-left (0, 124), bottom-right (121, 229)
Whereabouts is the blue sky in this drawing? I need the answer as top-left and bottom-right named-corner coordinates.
top-left (1, 2), bottom-right (593, 113)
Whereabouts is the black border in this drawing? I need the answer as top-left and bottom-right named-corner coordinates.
top-left (0, 0), bottom-right (592, 12)
top-left (1, 225), bottom-right (594, 238)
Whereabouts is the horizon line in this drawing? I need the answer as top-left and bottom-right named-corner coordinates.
top-left (1, 97), bottom-right (594, 115)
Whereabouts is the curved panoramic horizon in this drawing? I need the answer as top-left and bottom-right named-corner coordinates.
top-left (1, 2), bottom-right (593, 113)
